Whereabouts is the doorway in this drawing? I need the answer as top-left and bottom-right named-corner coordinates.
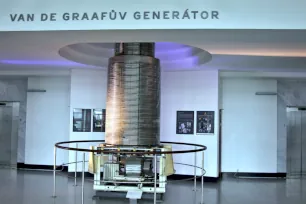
top-left (0, 102), bottom-right (20, 167)
top-left (286, 107), bottom-right (306, 178)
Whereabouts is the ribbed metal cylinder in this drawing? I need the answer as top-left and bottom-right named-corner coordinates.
top-left (114, 43), bottom-right (155, 57)
top-left (105, 43), bottom-right (160, 146)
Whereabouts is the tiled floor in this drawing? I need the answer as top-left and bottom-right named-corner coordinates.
top-left (0, 168), bottom-right (306, 204)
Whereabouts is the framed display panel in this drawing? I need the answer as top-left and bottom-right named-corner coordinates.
top-left (73, 109), bottom-right (92, 132)
top-left (176, 111), bottom-right (194, 134)
top-left (93, 109), bottom-right (106, 132)
top-left (196, 111), bottom-right (215, 134)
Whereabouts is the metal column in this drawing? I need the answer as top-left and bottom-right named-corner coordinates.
top-left (81, 153), bottom-right (85, 204)
top-left (154, 154), bottom-right (157, 204)
top-left (52, 147), bottom-right (57, 198)
top-left (105, 43), bottom-right (160, 146)
top-left (74, 143), bottom-right (78, 186)
top-left (200, 151), bottom-right (204, 204)
top-left (193, 147), bottom-right (197, 191)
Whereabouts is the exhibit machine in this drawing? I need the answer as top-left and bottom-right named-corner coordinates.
top-left (53, 42), bottom-right (206, 204)
top-left (87, 43), bottom-right (175, 198)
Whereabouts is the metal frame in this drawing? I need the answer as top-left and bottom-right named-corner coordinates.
top-left (53, 140), bottom-right (207, 204)
top-left (92, 147), bottom-right (166, 194)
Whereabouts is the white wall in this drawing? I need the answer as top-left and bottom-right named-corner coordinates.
top-left (221, 78), bottom-right (277, 173)
top-left (25, 76), bottom-right (70, 165)
top-left (68, 69), bottom-right (107, 172)
top-left (161, 70), bottom-right (220, 177)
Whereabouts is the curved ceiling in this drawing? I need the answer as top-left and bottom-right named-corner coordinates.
top-left (59, 42), bottom-right (212, 70)
top-left (0, 29), bottom-right (306, 72)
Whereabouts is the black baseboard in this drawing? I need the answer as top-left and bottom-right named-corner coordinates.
top-left (17, 163), bottom-right (68, 172)
top-left (168, 174), bottom-right (220, 182)
top-left (222, 172), bottom-right (287, 178)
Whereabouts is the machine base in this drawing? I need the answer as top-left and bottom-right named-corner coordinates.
top-left (93, 184), bottom-right (166, 193)
top-left (93, 190), bottom-right (164, 201)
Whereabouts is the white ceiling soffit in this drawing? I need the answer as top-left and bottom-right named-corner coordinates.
top-left (0, 30), bottom-right (306, 57)
top-left (204, 55), bottom-right (306, 72)
top-left (220, 71), bottom-right (306, 79)
top-left (0, 67), bottom-right (71, 76)
top-left (0, 29), bottom-right (306, 74)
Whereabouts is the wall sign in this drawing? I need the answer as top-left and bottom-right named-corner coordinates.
top-left (176, 111), bottom-right (194, 134)
top-left (1, 0), bottom-right (306, 31)
top-left (196, 111), bottom-right (215, 134)
top-left (93, 109), bottom-right (106, 132)
top-left (73, 109), bottom-right (91, 132)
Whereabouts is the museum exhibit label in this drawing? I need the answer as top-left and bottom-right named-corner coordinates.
top-left (196, 111), bottom-right (215, 134)
top-left (93, 109), bottom-right (106, 132)
top-left (176, 111), bottom-right (194, 135)
top-left (1, 0), bottom-right (306, 31)
top-left (73, 109), bottom-right (92, 132)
